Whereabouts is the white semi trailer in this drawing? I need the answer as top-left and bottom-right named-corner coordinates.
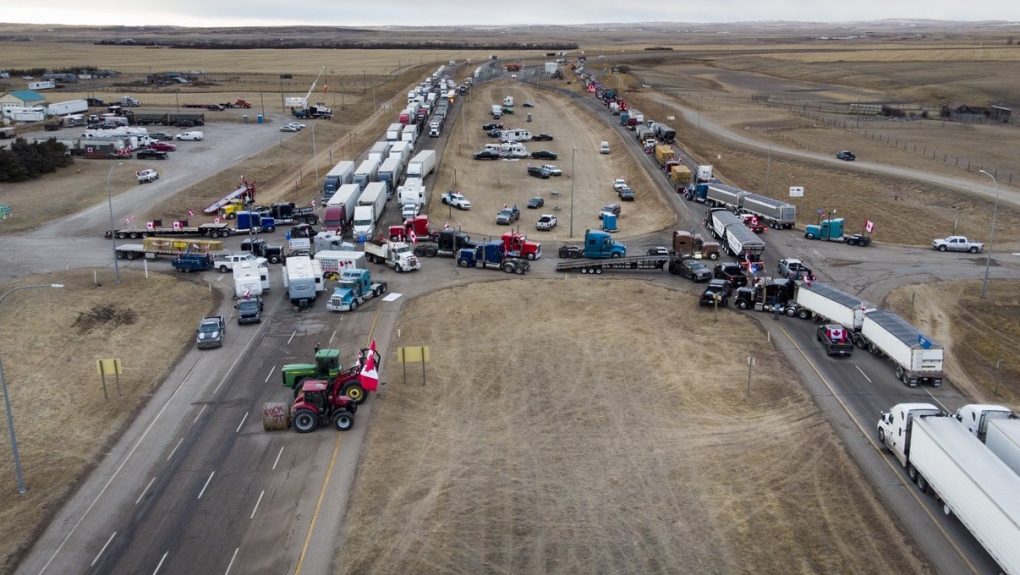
top-left (860, 309), bottom-right (944, 387)
top-left (792, 281), bottom-right (874, 336)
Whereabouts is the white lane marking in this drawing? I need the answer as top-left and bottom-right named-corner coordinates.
top-left (90, 532), bottom-right (116, 566)
top-left (197, 471), bottom-right (215, 500)
top-left (264, 366), bottom-right (276, 383)
top-left (167, 438), bottom-right (184, 461)
top-left (135, 477), bottom-right (156, 505)
top-left (192, 404), bottom-right (207, 424)
top-left (152, 551), bottom-right (168, 574)
top-left (287, 331), bottom-right (297, 345)
top-left (250, 490), bottom-right (265, 519)
top-left (272, 447), bottom-right (284, 470)
top-left (855, 365), bottom-right (873, 384)
top-left (235, 412), bottom-right (249, 433)
top-left (223, 548), bottom-right (240, 575)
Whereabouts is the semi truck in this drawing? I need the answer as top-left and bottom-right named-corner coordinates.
top-left (106, 219), bottom-right (234, 240)
top-left (457, 242), bottom-right (531, 274)
top-left (368, 141), bottom-right (391, 165)
top-left (321, 160), bottom-right (356, 201)
top-left (114, 237), bottom-right (224, 260)
top-left (397, 179), bottom-right (426, 211)
top-left (955, 404), bottom-right (1016, 442)
top-left (860, 310), bottom-right (944, 387)
top-left (386, 122), bottom-right (403, 141)
top-left (557, 229), bottom-right (627, 259)
top-left (651, 122), bottom-right (676, 143)
top-left (254, 202), bottom-right (318, 226)
top-left (501, 231), bottom-right (542, 260)
top-left (673, 230), bottom-right (721, 260)
top-left (326, 269), bottom-right (388, 312)
top-left (705, 184), bottom-right (747, 211)
top-left (364, 240), bottom-right (421, 272)
top-left (401, 124), bottom-right (419, 144)
top-left (352, 182), bottom-right (387, 239)
top-left (322, 183), bottom-right (362, 234)
top-left (877, 408), bottom-right (1020, 575)
top-left (352, 158), bottom-right (380, 190)
top-left (986, 419), bottom-right (1020, 477)
top-left (740, 193), bottom-right (796, 229)
top-left (388, 140), bottom-right (412, 166)
top-left (407, 150), bottom-right (437, 180)
top-left (413, 229), bottom-right (476, 258)
top-left (377, 157), bottom-right (404, 196)
top-left (805, 218), bottom-right (845, 241)
top-left (723, 220), bottom-right (765, 258)
top-left (791, 281), bottom-right (875, 332)
top-left (670, 165), bottom-right (693, 193)
top-left (734, 278), bottom-right (797, 312)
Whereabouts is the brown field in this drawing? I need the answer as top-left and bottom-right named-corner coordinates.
top-left (1, 23), bottom-right (1019, 575)
top-left (337, 279), bottom-right (925, 574)
top-left (0, 270), bottom-right (213, 575)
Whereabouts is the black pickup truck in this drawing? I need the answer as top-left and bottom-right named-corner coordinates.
top-left (235, 296), bottom-right (264, 325)
top-left (817, 324), bottom-right (854, 357)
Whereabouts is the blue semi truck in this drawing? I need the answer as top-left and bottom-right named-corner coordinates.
top-left (457, 241), bottom-right (531, 274)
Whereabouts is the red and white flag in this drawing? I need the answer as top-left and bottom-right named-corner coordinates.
top-left (125, 218), bottom-right (130, 225)
top-left (409, 230), bottom-right (417, 244)
top-left (444, 221), bottom-right (450, 230)
top-left (323, 84), bottom-right (328, 93)
top-left (243, 288), bottom-right (250, 299)
top-left (188, 209), bottom-right (195, 216)
top-left (214, 217), bottom-right (221, 224)
top-left (864, 219), bottom-right (875, 233)
top-left (359, 340), bottom-right (379, 392)
top-left (172, 221), bottom-right (182, 230)
top-left (146, 221), bottom-right (155, 230)
top-left (310, 199), bottom-right (316, 208)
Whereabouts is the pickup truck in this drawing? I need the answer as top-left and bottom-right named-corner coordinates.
top-left (817, 324), bottom-right (854, 357)
top-left (196, 316), bottom-right (225, 349)
top-left (235, 296), bottom-right (263, 325)
top-left (136, 169), bottom-right (159, 184)
top-left (932, 235), bottom-right (983, 253)
top-left (441, 192), bottom-right (472, 210)
top-left (536, 214), bottom-right (558, 231)
top-left (213, 252), bottom-right (267, 273)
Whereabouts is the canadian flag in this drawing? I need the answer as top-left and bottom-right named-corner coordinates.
top-left (243, 288), bottom-right (250, 299)
top-left (146, 221), bottom-right (155, 231)
top-left (172, 221), bottom-right (182, 230)
top-left (214, 217), bottom-right (221, 224)
top-left (359, 340), bottom-right (379, 392)
top-left (444, 222), bottom-right (450, 230)
top-left (310, 199), bottom-right (316, 208)
top-left (188, 209), bottom-right (195, 216)
top-left (865, 219), bottom-right (875, 233)
top-left (409, 230), bottom-right (417, 244)
top-left (124, 218), bottom-right (131, 225)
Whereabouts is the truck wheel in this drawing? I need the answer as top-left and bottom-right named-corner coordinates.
top-left (292, 409), bottom-right (317, 433)
top-left (847, 238), bottom-right (857, 246)
top-left (895, 366), bottom-right (905, 381)
top-left (342, 383), bottom-right (366, 403)
top-left (736, 300), bottom-right (749, 310)
top-left (379, 283), bottom-right (387, 294)
top-left (611, 253), bottom-right (621, 259)
top-left (708, 252), bottom-right (719, 260)
top-left (270, 255), bottom-right (281, 264)
top-left (938, 245), bottom-right (947, 252)
top-left (332, 411), bottom-right (355, 431)
top-left (458, 258), bottom-right (469, 267)
top-left (265, 226), bottom-right (276, 233)
top-left (878, 428), bottom-right (886, 445)
top-left (917, 474), bottom-right (928, 494)
top-left (221, 230), bottom-right (230, 237)
top-left (526, 252), bottom-right (535, 260)
top-left (805, 233), bottom-right (815, 239)
top-left (943, 503), bottom-right (952, 517)
top-left (227, 213), bottom-right (236, 220)
top-left (907, 464), bottom-right (918, 482)
top-left (969, 246), bottom-right (979, 253)
top-left (349, 300), bottom-right (358, 311)
top-left (571, 251), bottom-right (581, 259)
top-left (219, 265), bottom-right (229, 273)
top-left (580, 267), bottom-right (588, 274)
top-left (425, 247), bottom-right (438, 258)
top-left (504, 263), bottom-right (515, 273)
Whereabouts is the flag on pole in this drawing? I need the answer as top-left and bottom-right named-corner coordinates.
top-left (188, 209), bottom-right (195, 216)
top-left (359, 343), bottom-right (379, 392)
top-left (310, 199), bottom-right (316, 208)
top-left (243, 288), bottom-right (250, 299)
top-left (323, 84), bottom-right (328, 93)
top-left (444, 221), bottom-right (450, 230)
top-left (864, 219), bottom-right (875, 233)
top-left (214, 217), bottom-right (221, 224)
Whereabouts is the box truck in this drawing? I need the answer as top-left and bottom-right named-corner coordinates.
top-left (322, 183), bottom-right (362, 234)
top-left (352, 182), bottom-right (387, 239)
top-left (407, 150), bottom-right (437, 180)
top-left (321, 160), bottom-right (356, 201)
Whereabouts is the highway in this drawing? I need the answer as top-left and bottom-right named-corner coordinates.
top-left (12, 61), bottom-right (1020, 575)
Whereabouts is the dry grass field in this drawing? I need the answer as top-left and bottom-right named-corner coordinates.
top-left (2, 23), bottom-right (1020, 575)
top-left (337, 280), bottom-right (926, 574)
top-left (0, 270), bottom-right (214, 575)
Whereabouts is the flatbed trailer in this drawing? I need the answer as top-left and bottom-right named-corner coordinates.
top-left (115, 237), bottom-right (224, 260)
top-left (555, 255), bottom-right (668, 274)
top-left (105, 222), bottom-right (234, 240)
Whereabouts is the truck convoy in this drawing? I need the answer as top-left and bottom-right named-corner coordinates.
top-left (326, 269), bottom-right (388, 312)
top-left (323, 183), bottom-right (362, 234)
top-left (321, 160), bottom-right (356, 201)
top-left (352, 182), bottom-right (387, 239)
top-left (877, 405), bottom-right (1020, 575)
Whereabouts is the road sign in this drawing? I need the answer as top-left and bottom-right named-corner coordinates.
top-left (789, 186), bottom-right (804, 198)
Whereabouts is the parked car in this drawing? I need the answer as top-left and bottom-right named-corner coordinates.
top-left (776, 258), bottom-right (814, 280)
top-left (441, 191), bottom-right (472, 210)
top-left (527, 165), bottom-right (551, 179)
top-left (600, 203), bottom-right (621, 218)
top-left (531, 150), bottom-right (558, 160)
top-left (474, 149), bottom-right (501, 160)
top-left (536, 214), bottom-right (557, 231)
top-left (148, 141), bottom-right (176, 152)
top-left (482, 122), bottom-right (503, 131)
top-left (599, 141), bottom-right (610, 154)
top-left (496, 206), bottom-right (520, 225)
top-left (195, 316), bottom-right (225, 349)
top-left (286, 122), bottom-right (306, 130)
top-left (836, 150), bottom-right (856, 161)
top-left (522, 102), bottom-right (534, 108)
top-left (175, 131), bottom-right (204, 141)
top-left (136, 169), bottom-right (160, 184)
top-left (932, 235), bottom-right (983, 253)
top-left (612, 178), bottom-right (628, 192)
top-left (619, 188), bottom-right (635, 201)
top-left (136, 148), bottom-right (168, 160)
top-left (531, 133), bottom-right (554, 141)
top-left (713, 262), bottom-right (748, 288)
top-left (540, 164), bottom-right (562, 176)
top-left (699, 279), bottom-right (733, 307)
top-left (674, 259), bottom-right (712, 282)
top-left (527, 197), bottom-right (545, 209)
top-left (486, 128), bottom-right (502, 138)
top-left (149, 131), bottom-right (173, 141)
top-left (280, 125), bottom-right (300, 132)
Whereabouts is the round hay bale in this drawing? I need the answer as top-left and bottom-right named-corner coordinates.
top-left (262, 401), bottom-right (291, 431)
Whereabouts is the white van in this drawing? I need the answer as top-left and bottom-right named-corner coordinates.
top-left (491, 105), bottom-right (502, 119)
top-left (499, 129), bottom-right (532, 143)
top-left (176, 131), bottom-right (204, 141)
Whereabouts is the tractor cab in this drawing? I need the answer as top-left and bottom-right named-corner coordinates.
top-left (297, 379), bottom-right (331, 411)
top-left (314, 348), bottom-right (341, 378)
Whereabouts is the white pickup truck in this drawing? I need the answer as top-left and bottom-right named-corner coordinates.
top-left (136, 169), bottom-right (159, 184)
top-left (212, 252), bottom-right (268, 273)
top-left (364, 240), bottom-right (420, 272)
top-left (932, 235), bottom-right (983, 253)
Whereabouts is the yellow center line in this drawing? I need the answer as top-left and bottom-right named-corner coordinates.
top-left (771, 322), bottom-right (979, 575)
top-left (293, 432), bottom-right (343, 575)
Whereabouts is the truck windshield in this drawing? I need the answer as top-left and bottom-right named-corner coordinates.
top-left (238, 301), bottom-right (259, 311)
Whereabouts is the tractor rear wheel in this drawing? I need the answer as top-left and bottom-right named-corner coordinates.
top-left (332, 411), bottom-right (355, 431)
top-left (342, 383), bottom-right (366, 404)
top-left (293, 409), bottom-right (317, 433)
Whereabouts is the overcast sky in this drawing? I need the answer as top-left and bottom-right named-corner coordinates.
top-left (5, 1), bottom-right (1020, 27)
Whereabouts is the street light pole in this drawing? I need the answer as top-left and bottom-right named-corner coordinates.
top-left (107, 162), bottom-right (124, 284)
top-left (979, 169), bottom-right (999, 299)
top-left (1, 283), bottom-right (64, 494)
top-left (570, 147), bottom-right (576, 238)
top-left (312, 121), bottom-right (319, 191)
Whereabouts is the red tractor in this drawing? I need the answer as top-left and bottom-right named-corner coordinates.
top-left (291, 379), bottom-right (358, 433)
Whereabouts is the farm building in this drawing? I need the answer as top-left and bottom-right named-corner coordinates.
top-left (0, 90), bottom-right (47, 115)
top-left (941, 102), bottom-right (1011, 123)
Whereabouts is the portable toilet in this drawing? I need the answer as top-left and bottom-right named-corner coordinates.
top-left (526, 113), bottom-right (533, 123)
top-left (601, 213), bottom-right (618, 233)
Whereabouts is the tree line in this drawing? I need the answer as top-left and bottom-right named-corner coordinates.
top-left (0, 138), bottom-right (74, 182)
